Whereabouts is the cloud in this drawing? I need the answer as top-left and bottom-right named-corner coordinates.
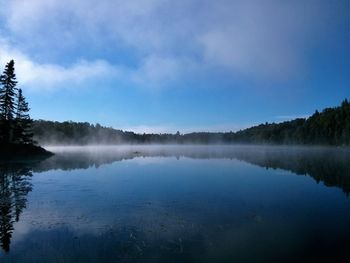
top-left (131, 55), bottom-right (196, 88)
top-left (197, 1), bottom-right (323, 77)
top-left (0, 0), bottom-right (335, 90)
top-left (0, 40), bottom-right (119, 91)
top-left (0, 40), bottom-right (189, 91)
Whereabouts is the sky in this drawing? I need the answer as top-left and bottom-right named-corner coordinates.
top-left (0, 0), bottom-right (349, 133)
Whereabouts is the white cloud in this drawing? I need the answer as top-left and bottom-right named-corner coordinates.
top-left (0, 0), bottom-right (334, 89)
top-left (0, 40), bottom-right (119, 91)
top-left (131, 55), bottom-right (196, 88)
top-left (0, 39), bottom-right (189, 91)
top-left (197, 1), bottom-right (320, 77)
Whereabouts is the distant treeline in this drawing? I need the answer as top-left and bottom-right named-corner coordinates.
top-left (234, 99), bottom-right (350, 145)
top-left (33, 99), bottom-right (350, 145)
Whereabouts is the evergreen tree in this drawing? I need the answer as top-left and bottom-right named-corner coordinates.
top-left (14, 89), bottom-right (33, 144)
top-left (0, 60), bottom-right (18, 143)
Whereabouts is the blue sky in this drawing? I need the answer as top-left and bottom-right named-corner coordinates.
top-left (0, 0), bottom-right (349, 133)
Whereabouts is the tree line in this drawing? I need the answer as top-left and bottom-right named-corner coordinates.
top-left (232, 99), bottom-right (350, 145)
top-left (1, 59), bottom-right (348, 146)
top-left (33, 99), bottom-right (350, 145)
top-left (0, 60), bottom-right (33, 145)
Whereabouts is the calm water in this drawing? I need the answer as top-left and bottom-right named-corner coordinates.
top-left (1, 145), bottom-right (350, 262)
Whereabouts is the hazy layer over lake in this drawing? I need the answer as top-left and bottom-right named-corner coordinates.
top-left (1, 145), bottom-right (350, 262)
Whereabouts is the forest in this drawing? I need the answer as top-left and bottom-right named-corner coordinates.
top-left (1, 59), bottom-right (349, 146)
top-left (33, 99), bottom-right (350, 145)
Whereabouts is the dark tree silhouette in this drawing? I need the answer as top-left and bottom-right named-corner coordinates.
top-left (0, 60), bottom-right (34, 145)
top-left (0, 163), bottom-right (33, 252)
top-left (14, 89), bottom-right (33, 144)
top-left (0, 60), bottom-right (18, 143)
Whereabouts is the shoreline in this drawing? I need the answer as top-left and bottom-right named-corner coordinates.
top-left (0, 143), bottom-right (54, 160)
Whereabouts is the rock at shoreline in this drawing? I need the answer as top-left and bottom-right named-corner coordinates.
top-left (0, 143), bottom-right (53, 160)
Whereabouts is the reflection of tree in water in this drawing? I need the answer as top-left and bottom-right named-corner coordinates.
top-left (38, 146), bottom-right (350, 195)
top-left (229, 147), bottom-right (350, 196)
top-left (0, 163), bottom-right (33, 252)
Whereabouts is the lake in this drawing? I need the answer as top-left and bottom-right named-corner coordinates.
top-left (0, 145), bottom-right (350, 262)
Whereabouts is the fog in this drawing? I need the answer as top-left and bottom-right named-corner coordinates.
top-left (2, 145), bottom-right (350, 261)
top-left (45, 144), bottom-right (350, 159)
top-left (39, 145), bottom-right (350, 195)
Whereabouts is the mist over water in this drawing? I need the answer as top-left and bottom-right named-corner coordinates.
top-left (40, 145), bottom-right (350, 194)
top-left (1, 145), bottom-right (350, 262)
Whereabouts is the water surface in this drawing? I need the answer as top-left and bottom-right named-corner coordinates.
top-left (1, 145), bottom-right (350, 262)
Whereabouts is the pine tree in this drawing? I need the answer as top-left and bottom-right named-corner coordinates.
top-left (14, 89), bottom-right (33, 144)
top-left (0, 60), bottom-right (18, 143)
